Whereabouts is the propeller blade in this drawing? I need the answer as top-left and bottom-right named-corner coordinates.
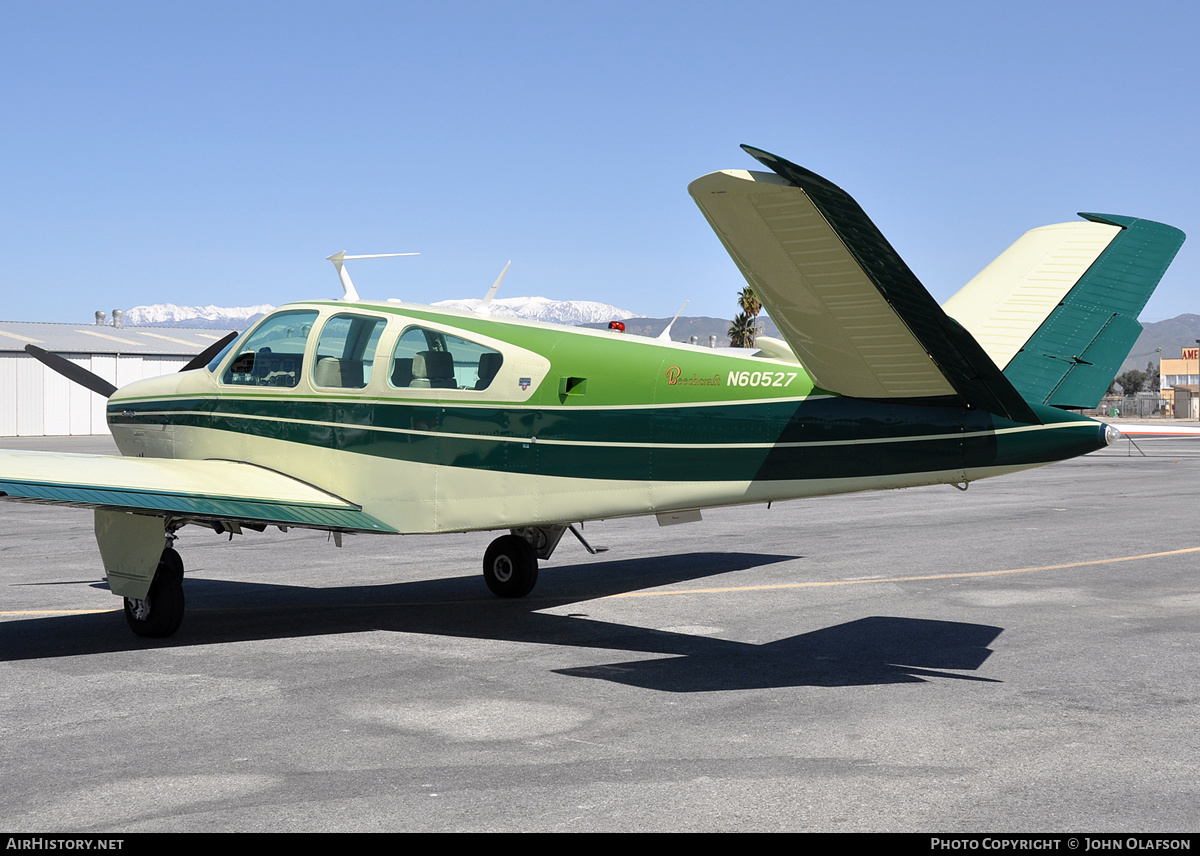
top-left (24, 344), bottom-right (117, 398)
top-left (180, 331), bottom-right (239, 373)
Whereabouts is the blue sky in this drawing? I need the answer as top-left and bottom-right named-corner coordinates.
top-left (3, 1), bottom-right (1196, 324)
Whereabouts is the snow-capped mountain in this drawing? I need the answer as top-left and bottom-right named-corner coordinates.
top-left (121, 297), bottom-right (639, 329)
top-left (122, 304), bottom-right (275, 328)
top-left (431, 296), bottom-right (640, 325)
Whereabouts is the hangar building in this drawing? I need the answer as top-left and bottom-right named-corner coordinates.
top-left (0, 320), bottom-right (235, 436)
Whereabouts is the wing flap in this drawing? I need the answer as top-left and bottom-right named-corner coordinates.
top-left (0, 450), bottom-right (396, 532)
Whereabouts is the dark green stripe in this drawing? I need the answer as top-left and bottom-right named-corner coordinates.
top-left (106, 397), bottom-right (1106, 483)
top-left (112, 395), bottom-right (993, 446)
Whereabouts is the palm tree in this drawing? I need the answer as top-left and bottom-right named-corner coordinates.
top-left (730, 286), bottom-right (763, 348)
top-left (737, 286), bottom-right (761, 319)
top-left (729, 311), bottom-right (759, 348)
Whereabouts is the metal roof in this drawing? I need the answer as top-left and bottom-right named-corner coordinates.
top-left (0, 321), bottom-right (237, 357)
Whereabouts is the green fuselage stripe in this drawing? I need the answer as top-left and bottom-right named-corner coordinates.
top-left (108, 395), bottom-right (1106, 483)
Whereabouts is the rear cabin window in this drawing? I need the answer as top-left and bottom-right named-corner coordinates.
top-left (389, 326), bottom-right (503, 391)
top-left (221, 310), bottom-right (318, 387)
top-left (311, 314), bottom-right (386, 390)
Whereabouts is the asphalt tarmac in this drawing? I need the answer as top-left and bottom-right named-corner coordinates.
top-left (1, 430), bottom-right (1198, 832)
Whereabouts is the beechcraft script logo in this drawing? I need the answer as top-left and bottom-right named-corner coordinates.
top-left (519, 377), bottom-right (531, 390)
top-left (665, 365), bottom-right (721, 387)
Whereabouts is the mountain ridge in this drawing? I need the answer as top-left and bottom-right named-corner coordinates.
top-left (122, 297), bottom-right (639, 329)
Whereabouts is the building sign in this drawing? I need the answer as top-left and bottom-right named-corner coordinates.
top-left (1183, 348), bottom-right (1198, 360)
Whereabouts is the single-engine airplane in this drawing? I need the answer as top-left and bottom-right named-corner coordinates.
top-left (0, 145), bottom-right (1184, 638)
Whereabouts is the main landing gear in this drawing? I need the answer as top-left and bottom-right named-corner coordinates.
top-left (123, 547), bottom-right (185, 638)
top-left (482, 534), bottom-right (539, 598)
top-left (118, 526), bottom-right (604, 635)
top-left (482, 524), bottom-right (607, 598)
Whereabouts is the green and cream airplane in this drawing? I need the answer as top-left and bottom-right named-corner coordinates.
top-left (0, 145), bottom-right (1185, 638)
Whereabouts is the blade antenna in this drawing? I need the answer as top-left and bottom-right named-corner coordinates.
top-left (657, 300), bottom-right (689, 341)
top-left (325, 252), bottom-right (419, 302)
top-left (474, 261), bottom-right (511, 316)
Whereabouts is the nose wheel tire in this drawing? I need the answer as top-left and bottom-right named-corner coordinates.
top-left (124, 547), bottom-right (185, 638)
top-left (483, 535), bottom-right (538, 598)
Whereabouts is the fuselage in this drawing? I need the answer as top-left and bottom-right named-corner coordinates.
top-left (106, 299), bottom-right (1112, 534)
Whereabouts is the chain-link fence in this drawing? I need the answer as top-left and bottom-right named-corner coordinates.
top-left (1090, 394), bottom-right (1169, 418)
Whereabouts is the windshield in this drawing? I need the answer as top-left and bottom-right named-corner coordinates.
top-left (220, 310), bottom-right (319, 387)
top-left (206, 330), bottom-right (247, 373)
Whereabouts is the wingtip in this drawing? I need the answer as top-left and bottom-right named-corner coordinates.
top-left (740, 144), bottom-right (776, 164)
top-left (1080, 212), bottom-right (1186, 245)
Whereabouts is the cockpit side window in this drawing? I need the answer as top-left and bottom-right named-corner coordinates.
top-left (389, 326), bottom-right (503, 391)
top-left (221, 310), bottom-right (318, 388)
top-left (312, 313), bottom-right (386, 390)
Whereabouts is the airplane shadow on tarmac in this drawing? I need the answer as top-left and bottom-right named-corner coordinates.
top-left (0, 550), bottom-right (1002, 691)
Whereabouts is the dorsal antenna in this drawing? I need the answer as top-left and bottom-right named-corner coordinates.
top-left (657, 300), bottom-right (690, 341)
top-left (474, 261), bottom-right (512, 315)
top-left (326, 251), bottom-right (419, 301)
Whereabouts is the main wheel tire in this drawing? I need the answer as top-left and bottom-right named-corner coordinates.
top-left (158, 546), bottom-right (183, 578)
top-left (483, 534), bottom-right (538, 598)
top-left (124, 549), bottom-right (185, 638)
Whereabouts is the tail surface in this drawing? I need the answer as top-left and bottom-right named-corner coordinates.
top-left (690, 145), bottom-right (1039, 424)
top-left (943, 214), bottom-right (1185, 409)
